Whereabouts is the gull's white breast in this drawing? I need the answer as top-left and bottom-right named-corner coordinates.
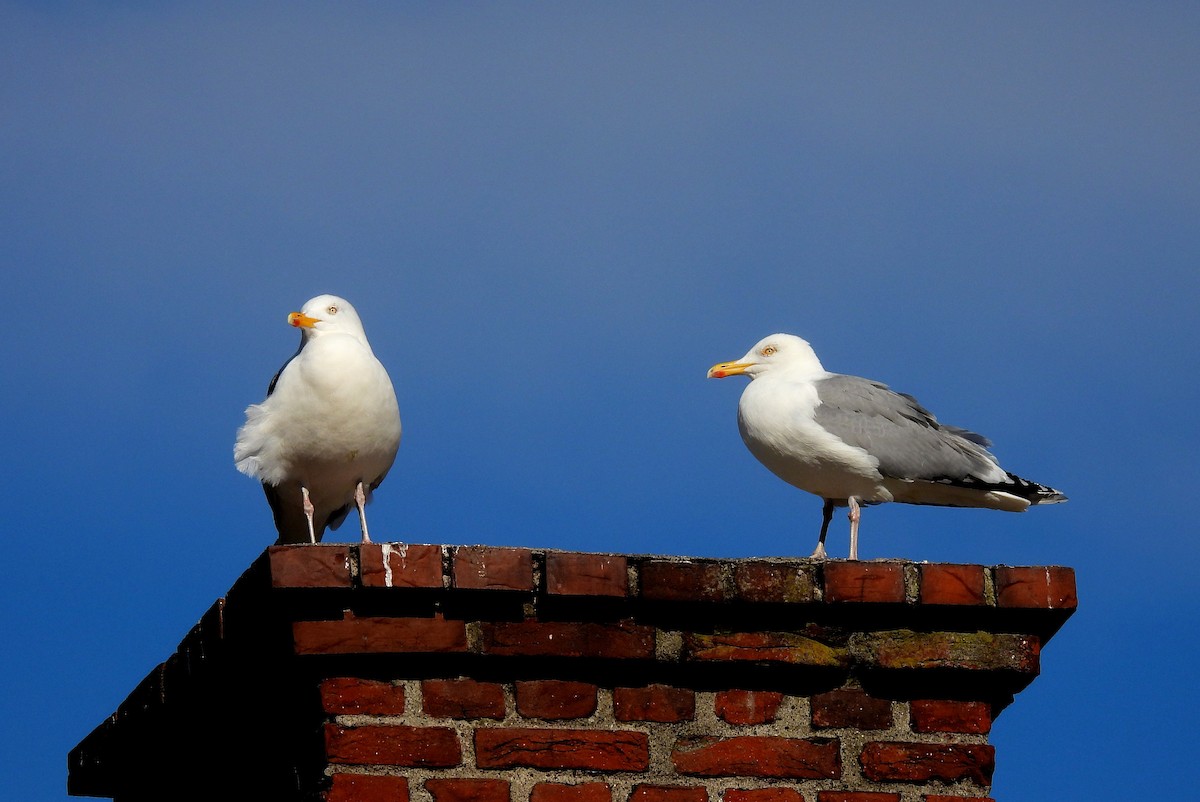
top-left (235, 333), bottom-right (401, 493)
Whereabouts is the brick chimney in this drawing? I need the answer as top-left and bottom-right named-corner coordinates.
top-left (68, 544), bottom-right (1075, 802)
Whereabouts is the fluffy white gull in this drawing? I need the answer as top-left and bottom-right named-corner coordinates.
top-left (234, 295), bottom-right (402, 544)
top-left (708, 334), bottom-right (1066, 560)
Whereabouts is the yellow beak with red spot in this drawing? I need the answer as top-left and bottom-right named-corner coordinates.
top-left (707, 360), bottom-right (753, 379)
top-left (288, 311), bottom-right (321, 328)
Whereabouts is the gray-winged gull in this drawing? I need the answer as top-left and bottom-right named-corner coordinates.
top-left (235, 295), bottom-right (402, 544)
top-left (708, 333), bottom-right (1066, 560)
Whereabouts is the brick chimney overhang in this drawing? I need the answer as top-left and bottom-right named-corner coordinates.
top-left (68, 545), bottom-right (1076, 801)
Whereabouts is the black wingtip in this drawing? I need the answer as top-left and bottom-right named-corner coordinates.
top-left (1006, 472), bottom-right (1068, 505)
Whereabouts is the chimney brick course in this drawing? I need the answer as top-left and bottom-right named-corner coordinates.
top-left (68, 544), bottom-right (1073, 801)
top-left (713, 690), bottom-right (785, 726)
top-left (532, 782), bottom-right (614, 802)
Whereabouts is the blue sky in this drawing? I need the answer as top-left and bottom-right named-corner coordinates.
top-left (4, 3), bottom-right (1198, 799)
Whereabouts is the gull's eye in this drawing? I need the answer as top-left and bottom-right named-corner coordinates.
top-left (327, 305), bottom-right (339, 315)
top-left (761, 345), bottom-right (777, 356)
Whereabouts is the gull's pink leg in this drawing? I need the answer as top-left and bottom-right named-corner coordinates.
top-left (355, 481), bottom-right (371, 544)
top-left (301, 486), bottom-right (316, 544)
top-left (847, 496), bottom-right (862, 561)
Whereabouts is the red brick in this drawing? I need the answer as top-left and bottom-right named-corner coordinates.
top-left (326, 773), bottom-right (409, 802)
top-left (863, 631), bottom-right (1040, 673)
top-left (811, 687), bottom-right (893, 730)
top-left (267, 545), bottom-right (352, 588)
top-left (630, 785), bottom-right (708, 802)
top-left (531, 783), bottom-right (612, 802)
top-left (546, 552), bottom-right (628, 597)
top-left (860, 741), bottom-right (994, 785)
top-left (293, 613), bottom-right (468, 655)
top-left (816, 794), bottom-right (900, 802)
top-left (453, 546), bottom-right (534, 591)
top-left (725, 791), bottom-right (805, 802)
top-left (923, 797), bottom-right (994, 802)
top-left (641, 560), bottom-right (725, 602)
top-left (673, 736), bottom-right (840, 779)
top-left (823, 562), bottom-right (905, 603)
top-left (919, 564), bottom-right (986, 606)
top-left (684, 632), bottom-right (847, 668)
top-left (360, 543), bottom-right (443, 588)
top-left (909, 700), bottom-right (992, 734)
top-left (422, 679), bottom-right (506, 720)
top-left (425, 778), bottom-right (510, 802)
top-left (714, 690), bottom-right (784, 725)
top-left (320, 677), bottom-right (406, 716)
top-left (995, 566), bottom-right (1077, 609)
top-left (481, 621), bottom-right (655, 660)
top-left (475, 727), bottom-right (649, 771)
top-left (733, 562), bottom-right (818, 603)
top-left (613, 685), bottom-right (696, 723)
top-left (324, 723), bottom-right (461, 767)
top-left (516, 680), bottom-right (598, 719)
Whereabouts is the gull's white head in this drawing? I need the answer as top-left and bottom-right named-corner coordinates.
top-left (707, 333), bottom-right (825, 380)
top-left (288, 294), bottom-right (370, 345)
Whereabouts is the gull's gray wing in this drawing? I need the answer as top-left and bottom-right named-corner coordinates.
top-left (812, 374), bottom-right (1001, 482)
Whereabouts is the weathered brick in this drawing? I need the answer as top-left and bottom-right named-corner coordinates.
top-left (858, 630), bottom-right (1040, 673)
top-left (320, 677), bottom-right (406, 716)
top-left (115, 664), bottom-right (164, 722)
top-left (733, 561), bottom-right (818, 603)
top-left (170, 613), bottom-right (219, 692)
top-left (860, 742), bottom-right (994, 785)
top-left (811, 687), bottom-right (893, 730)
top-left (70, 547), bottom-right (1080, 802)
top-left (816, 794), bottom-right (900, 802)
top-left (324, 723), bottom-right (461, 767)
top-left (516, 680), bottom-right (599, 719)
top-left (475, 728), bottom-right (649, 771)
top-left (267, 545), bottom-right (352, 588)
top-left (326, 773), bottom-right (409, 802)
top-left (294, 614), bottom-right (468, 655)
top-left (453, 546), bottom-right (534, 591)
top-left (613, 685), bottom-right (696, 723)
top-left (531, 783), bottom-right (613, 802)
top-left (546, 552), bottom-right (628, 597)
top-left (994, 566), bottom-right (1076, 609)
top-left (630, 785), bottom-right (708, 802)
top-left (909, 700), bottom-right (992, 734)
top-left (922, 797), bottom-right (994, 802)
top-left (714, 690), bottom-right (784, 725)
top-left (422, 679), bottom-right (506, 720)
top-left (158, 652), bottom-right (186, 708)
top-left (360, 543), bottom-right (443, 588)
top-left (685, 632), bottom-right (847, 668)
top-left (191, 598), bottom-right (226, 664)
top-left (823, 562), bottom-right (905, 603)
top-left (919, 564), bottom-right (986, 606)
top-left (673, 736), bottom-right (840, 779)
top-left (481, 621), bottom-right (655, 660)
top-left (425, 778), bottom-right (510, 802)
top-left (724, 790), bottom-right (805, 802)
top-left (641, 560), bottom-right (725, 602)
